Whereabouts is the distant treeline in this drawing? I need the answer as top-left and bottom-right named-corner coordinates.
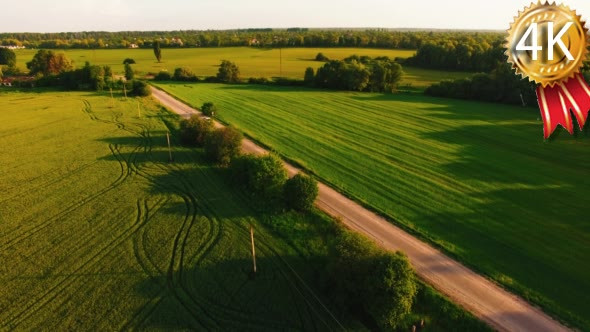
top-left (425, 62), bottom-right (590, 106)
top-left (425, 63), bottom-right (536, 105)
top-left (0, 29), bottom-right (502, 50)
top-left (405, 39), bottom-right (506, 72)
top-left (306, 55), bottom-right (403, 92)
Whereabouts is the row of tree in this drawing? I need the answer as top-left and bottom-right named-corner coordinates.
top-left (179, 112), bottom-right (318, 211)
top-left (405, 39), bottom-right (505, 72)
top-left (0, 30), bottom-right (503, 50)
top-left (179, 108), bottom-right (418, 329)
top-left (154, 60), bottom-right (240, 83)
top-left (425, 63), bottom-right (537, 105)
top-left (8, 49), bottom-right (150, 95)
top-left (305, 55), bottom-right (403, 92)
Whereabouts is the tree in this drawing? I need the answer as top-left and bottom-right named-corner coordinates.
top-left (304, 67), bottom-right (315, 86)
top-left (0, 48), bottom-right (16, 67)
top-left (180, 115), bottom-right (214, 146)
top-left (27, 50), bottom-right (73, 76)
top-left (173, 67), bottom-right (198, 81)
top-left (130, 80), bottom-right (151, 96)
top-left (315, 52), bottom-right (329, 61)
top-left (246, 154), bottom-right (287, 202)
top-left (230, 154), bottom-right (288, 204)
top-left (366, 252), bottom-right (417, 329)
top-left (124, 63), bottom-right (134, 80)
top-left (200, 102), bottom-right (217, 117)
top-left (328, 231), bottom-right (417, 330)
top-left (204, 126), bottom-right (243, 165)
top-left (0, 67), bottom-right (3, 80)
top-left (216, 60), bottom-right (240, 83)
top-left (153, 40), bottom-right (162, 63)
top-left (123, 58), bottom-right (136, 64)
top-left (284, 174), bottom-right (318, 211)
top-left (154, 71), bottom-right (171, 81)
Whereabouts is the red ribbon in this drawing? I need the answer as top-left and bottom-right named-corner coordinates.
top-left (536, 73), bottom-right (590, 138)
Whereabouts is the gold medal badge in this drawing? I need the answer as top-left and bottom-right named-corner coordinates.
top-left (506, 2), bottom-right (590, 138)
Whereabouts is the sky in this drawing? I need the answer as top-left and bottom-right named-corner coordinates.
top-left (2, 0), bottom-right (590, 32)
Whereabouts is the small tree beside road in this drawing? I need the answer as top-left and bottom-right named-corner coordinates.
top-left (204, 126), bottom-right (243, 166)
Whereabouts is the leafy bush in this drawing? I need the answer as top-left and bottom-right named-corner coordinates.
top-left (216, 60), bottom-right (240, 83)
top-left (273, 77), bottom-right (304, 86)
top-left (180, 115), bottom-right (214, 147)
top-left (425, 63), bottom-right (536, 105)
top-left (123, 58), bottom-right (136, 64)
top-left (204, 126), bottom-right (242, 165)
top-left (204, 76), bottom-right (220, 83)
top-left (315, 52), bottom-right (329, 61)
top-left (130, 80), bottom-right (151, 96)
top-left (41, 61), bottom-right (111, 91)
top-left (328, 231), bottom-right (417, 330)
top-left (230, 154), bottom-right (288, 204)
top-left (154, 71), bottom-right (172, 81)
top-left (1, 65), bottom-right (25, 76)
top-left (173, 67), bottom-right (198, 81)
top-left (124, 63), bottom-right (134, 80)
top-left (313, 57), bottom-right (402, 92)
top-left (284, 174), bottom-right (318, 211)
top-left (200, 102), bottom-right (217, 117)
top-left (248, 77), bottom-right (270, 84)
top-left (27, 50), bottom-right (73, 76)
top-left (0, 48), bottom-right (16, 67)
top-left (304, 67), bottom-right (315, 86)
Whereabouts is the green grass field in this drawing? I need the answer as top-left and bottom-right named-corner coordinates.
top-left (154, 82), bottom-right (590, 329)
top-left (13, 47), bottom-right (471, 87)
top-left (0, 89), bottom-right (487, 330)
top-left (0, 90), bottom-right (343, 330)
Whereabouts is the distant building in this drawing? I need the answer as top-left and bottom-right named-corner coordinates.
top-left (1, 76), bottom-right (35, 87)
top-left (249, 38), bottom-right (260, 46)
top-left (171, 37), bottom-right (183, 46)
top-left (129, 44), bottom-right (139, 49)
top-left (0, 45), bottom-right (25, 50)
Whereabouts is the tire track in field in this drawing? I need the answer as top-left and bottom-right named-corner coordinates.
top-left (0, 100), bottom-right (151, 251)
top-left (0, 140), bottom-right (135, 252)
top-left (0, 100), bottom-right (160, 327)
top-left (1, 197), bottom-right (167, 329)
top-left (169, 163), bottom-right (332, 330)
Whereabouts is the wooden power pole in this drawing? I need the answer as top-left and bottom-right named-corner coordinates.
top-left (250, 226), bottom-right (257, 274)
top-left (166, 132), bottom-right (173, 162)
top-left (279, 48), bottom-right (282, 78)
top-left (137, 101), bottom-right (141, 118)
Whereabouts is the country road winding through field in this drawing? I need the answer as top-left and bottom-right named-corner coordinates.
top-left (150, 86), bottom-right (570, 332)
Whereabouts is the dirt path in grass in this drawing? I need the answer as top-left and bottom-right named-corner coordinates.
top-left (150, 86), bottom-right (570, 332)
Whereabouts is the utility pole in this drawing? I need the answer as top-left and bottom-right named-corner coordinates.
top-left (279, 48), bottom-right (282, 78)
top-left (109, 87), bottom-right (114, 108)
top-left (250, 226), bottom-right (257, 274)
top-left (123, 84), bottom-right (127, 99)
top-left (166, 132), bottom-right (173, 162)
top-left (137, 100), bottom-right (141, 118)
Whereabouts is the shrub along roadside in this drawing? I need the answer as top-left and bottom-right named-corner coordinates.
top-left (167, 109), bottom-right (490, 330)
top-left (179, 114), bottom-right (214, 147)
top-left (200, 102), bottom-right (217, 116)
top-left (204, 126), bottom-right (243, 166)
top-left (284, 173), bottom-right (318, 211)
top-left (327, 230), bottom-right (417, 330)
top-left (130, 80), bottom-right (151, 96)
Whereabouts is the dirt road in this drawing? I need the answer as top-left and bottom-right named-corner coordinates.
top-left (150, 86), bottom-right (570, 332)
